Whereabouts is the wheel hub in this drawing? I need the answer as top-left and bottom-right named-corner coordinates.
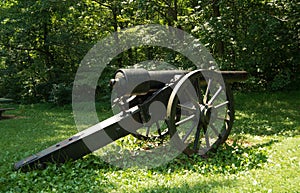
top-left (199, 104), bottom-right (217, 125)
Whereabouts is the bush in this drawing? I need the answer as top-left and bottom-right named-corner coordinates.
top-left (49, 83), bottom-right (72, 106)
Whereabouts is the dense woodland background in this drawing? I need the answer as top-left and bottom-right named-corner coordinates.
top-left (0, 0), bottom-right (299, 104)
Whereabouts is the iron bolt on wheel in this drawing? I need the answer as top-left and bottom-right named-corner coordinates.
top-left (166, 70), bottom-right (234, 156)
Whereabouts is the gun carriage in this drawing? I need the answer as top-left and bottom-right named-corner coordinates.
top-left (15, 68), bottom-right (247, 170)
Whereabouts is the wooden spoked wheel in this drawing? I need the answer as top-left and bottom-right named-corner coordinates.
top-left (166, 70), bottom-right (234, 156)
top-left (112, 95), bottom-right (177, 141)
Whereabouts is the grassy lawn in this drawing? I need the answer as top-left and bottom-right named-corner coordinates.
top-left (0, 91), bottom-right (299, 192)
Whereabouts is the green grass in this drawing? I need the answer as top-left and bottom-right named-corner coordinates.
top-left (0, 91), bottom-right (299, 192)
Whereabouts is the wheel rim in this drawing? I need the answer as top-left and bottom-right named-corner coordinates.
top-left (167, 70), bottom-right (234, 156)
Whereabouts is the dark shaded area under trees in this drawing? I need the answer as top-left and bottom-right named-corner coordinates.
top-left (0, 0), bottom-right (299, 105)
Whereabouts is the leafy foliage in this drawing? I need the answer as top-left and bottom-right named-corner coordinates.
top-left (0, 0), bottom-right (299, 104)
top-left (188, 0), bottom-right (299, 90)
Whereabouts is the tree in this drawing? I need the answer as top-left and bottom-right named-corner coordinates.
top-left (0, 0), bottom-right (299, 104)
top-left (0, 0), bottom-right (101, 101)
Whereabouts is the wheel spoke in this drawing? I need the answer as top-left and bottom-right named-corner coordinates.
top-left (175, 114), bottom-right (195, 126)
top-left (204, 79), bottom-right (212, 104)
top-left (205, 132), bottom-right (210, 148)
top-left (177, 104), bottom-right (196, 113)
top-left (194, 77), bottom-right (202, 99)
top-left (214, 101), bottom-right (229, 109)
top-left (182, 121), bottom-right (197, 143)
top-left (208, 86), bottom-right (223, 105)
top-left (146, 126), bottom-right (150, 137)
top-left (210, 124), bottom-right (222, 139)
top-left (156, 122), bottom-right (162, 136)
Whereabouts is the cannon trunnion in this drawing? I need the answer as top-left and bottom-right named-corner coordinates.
top-left (14, 69), bottom-right (247, 170)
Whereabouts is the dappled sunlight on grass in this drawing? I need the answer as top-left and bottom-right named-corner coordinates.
top-left (0, 104), bottom-right (76, 163)
top-left (0, 90), bottom-right (299, 192)
top-left (233, 91), bottom-right (300, 138)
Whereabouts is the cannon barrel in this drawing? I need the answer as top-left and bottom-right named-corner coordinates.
top-left (110, 69), bottom-right (247, 96)
top-left (110, 69), bottom-right (185, 96)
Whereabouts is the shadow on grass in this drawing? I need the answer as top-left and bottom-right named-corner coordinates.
top-left (4, 154), bottom-right (235, 193)
top-left (0, 115), bottom-right (16, 120)
top-left (152, 140), bottom-right (272, 175)
top-left (233, 91), bottom-right (300, 137)
top-left (3, 139), bottom-right (274, 192)
top-left (52, 138), bottom-right (274, 176)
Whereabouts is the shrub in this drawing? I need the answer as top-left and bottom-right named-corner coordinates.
top-left (49, 83), bottom-right (72, 106)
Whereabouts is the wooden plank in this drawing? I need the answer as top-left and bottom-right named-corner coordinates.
top-left (0, 108), bottom-right (15, 111)
top-left (0, 108), bottom-right (15, 119)
top-left (0, 98), bottom-right (13, 103)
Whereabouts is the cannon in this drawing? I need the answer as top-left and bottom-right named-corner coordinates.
top-left (14, 68), bottom-right (247, 170)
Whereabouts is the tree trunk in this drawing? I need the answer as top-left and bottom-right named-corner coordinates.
top-left (212, 0), bottom-right (224, 57)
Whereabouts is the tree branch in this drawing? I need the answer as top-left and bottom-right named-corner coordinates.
top-left (4, 44), bottom-right (49, 55)
top-left (91, 0), bottom-right (112, 9)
